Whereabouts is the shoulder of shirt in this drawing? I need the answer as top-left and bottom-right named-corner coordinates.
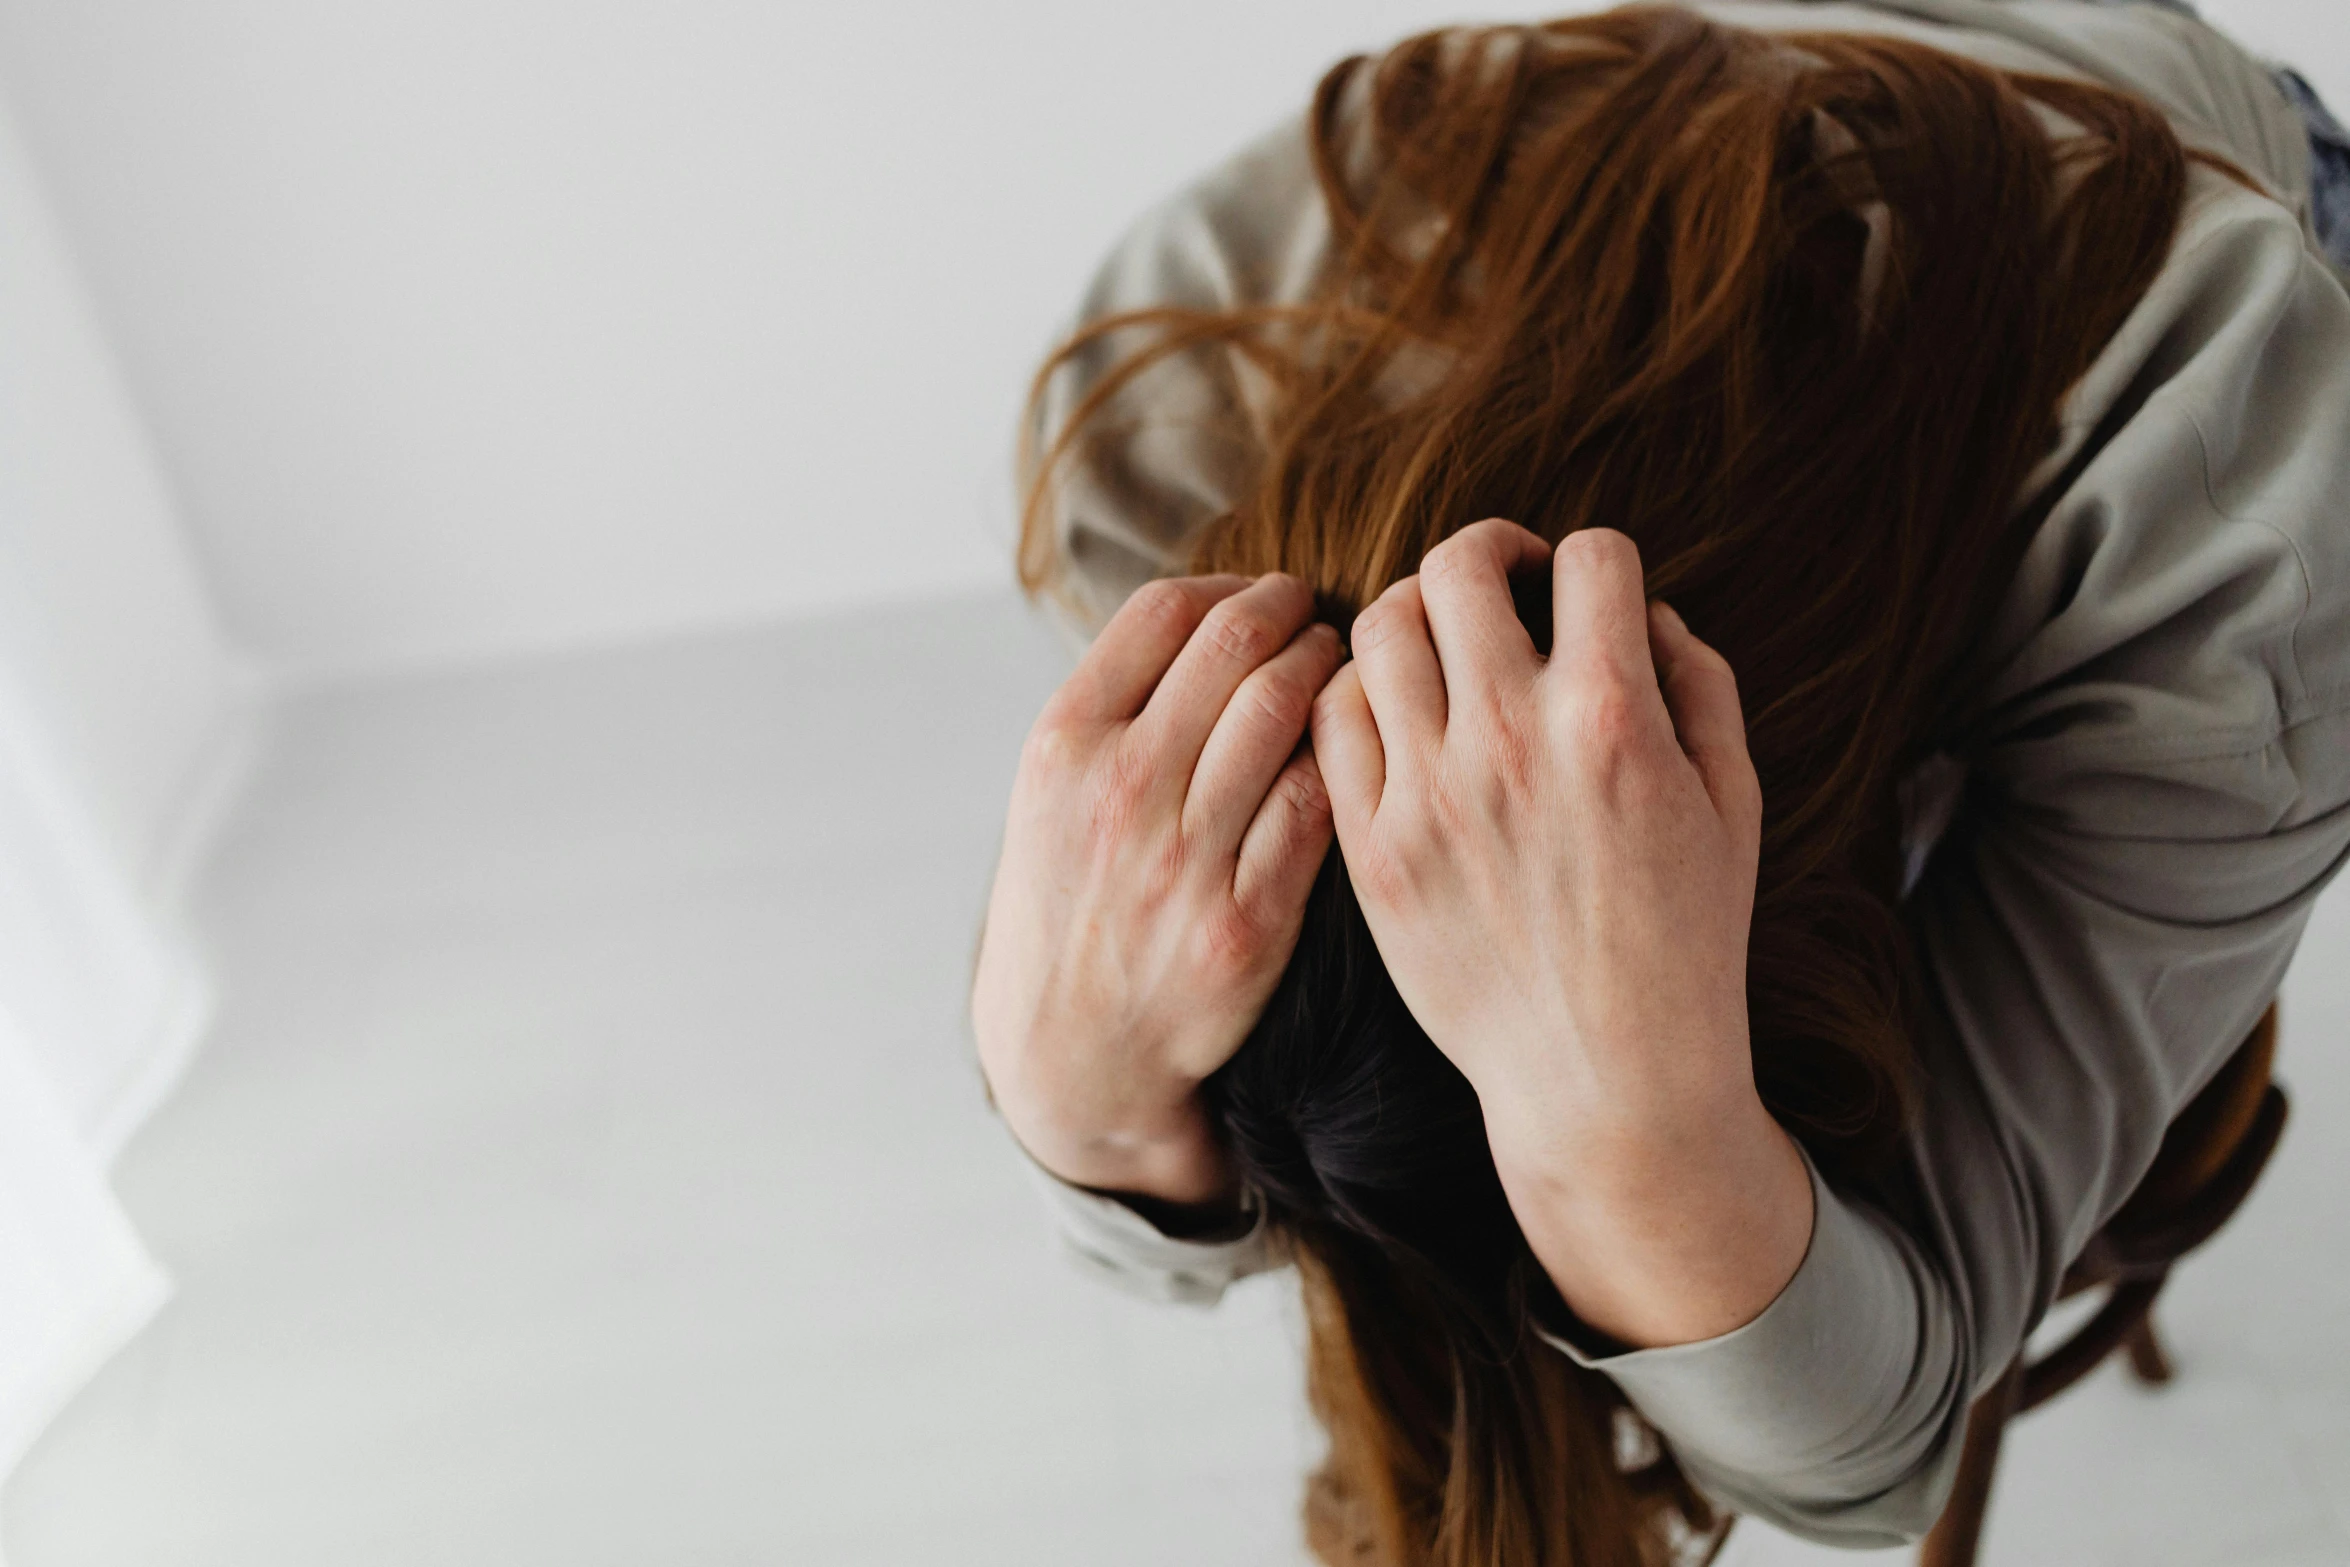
top-left (1121, 0), bottom-right (2326, 316)
top-left (1684, 0), bottom-right (2317, 231)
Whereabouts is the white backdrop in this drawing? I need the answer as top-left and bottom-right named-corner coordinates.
top-left (0, 95), bottom-right (250, 1482)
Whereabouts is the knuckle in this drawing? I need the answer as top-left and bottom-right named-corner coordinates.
top-left (1203, 601), bottom-right (1280, 665)
top-left (1122, 578), bottom-right (1198, 639)
top-left (1271, 765), bottom-right (1330, 824)
top-left (1199, 904), bottom-right (1268, 975)
top-left (1669, 620), bottom-right (1729, 668)
top-left (1421, 536), bottom-right (1473, 581)
top-left (1258, 570), bottom-right (1310, 607)
top-left (1309, 679), bottom-right (1348, 729)
top-left (1021, 716), bottom-right (1087, 777)
top-left (1569, 681), bottom-right (1648, 752)
top-left (1242, 666), bottom-right (1314, 734)
top-left (1559, 525), bottom-right (1636, 573)
top-left (1443, 517), bottom-right (1519, 563)
top-left (1349, 840), bottom-right (1418, 909)
top-left (1351, 595), bottom-right (1405, 652)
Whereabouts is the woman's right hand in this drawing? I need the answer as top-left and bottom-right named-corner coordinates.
top-left (972, 572), bottom-right (1345, 1213)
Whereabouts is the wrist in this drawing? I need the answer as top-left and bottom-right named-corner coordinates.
top-left (985, 1055), bottom-right (1240, 1210)
top-left (1494, 1085), bottom-right (1814, 1349)
top-left (1024, 1122), bottom-right (1242, 1211)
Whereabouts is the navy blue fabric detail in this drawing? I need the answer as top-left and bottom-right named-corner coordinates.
top-left (2270, 65), bottom-right (2350, 268)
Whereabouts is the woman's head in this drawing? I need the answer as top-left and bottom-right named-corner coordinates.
top-left (1021, 5), bottom-right (2246, 1560)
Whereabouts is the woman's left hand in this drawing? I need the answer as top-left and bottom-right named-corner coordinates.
top-left (1309, 519), bottom-right (1813, 1349)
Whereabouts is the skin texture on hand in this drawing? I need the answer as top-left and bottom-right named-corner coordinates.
top-left (971, 572), bottom-right (1343, 1211)
top-left (1310, 520), bottom-right (1815, 1349)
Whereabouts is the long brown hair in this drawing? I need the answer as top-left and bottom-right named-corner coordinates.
top-left (1016, 6), bottom-right (2254, 1561)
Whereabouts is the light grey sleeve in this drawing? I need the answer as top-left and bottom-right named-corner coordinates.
top-left (1019, 107), bottom-right (1336, 640)
top-left (1020, 1151), bottom-right (1285, 1307)
top-left (1534, 1139), bottom-right (1965, 1539)
top-left (1537, 178), bottom-right (2350, 1544)
top-left (1838, 0), bottom-right (2319, 245)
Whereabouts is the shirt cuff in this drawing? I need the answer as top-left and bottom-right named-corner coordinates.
top-left (1531, 1141), bottom-right (1972, 1546)
top-left (1019, 1150), bottom-right (1282, 1307)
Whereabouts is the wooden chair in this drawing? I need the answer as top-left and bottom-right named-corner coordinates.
top-left (1917, 1000), bottom-right (2291, 1565)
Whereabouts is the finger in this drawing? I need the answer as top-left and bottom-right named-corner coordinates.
top-left (1232, 746), bottom-right (1336, 929)
top-left (1349, 576), bottom-right (1446, 776)
top-left (1134, 573), bottom-right (1318, 771)
top-left (1417, 519), bottom-right (1549, 707)
top-left (1648, 600), bottom-right (1759, 820)
top-left (1547, 527), bottom-right (1669, 722)
top-left (1185, 622), bottom-right (1346, 850)
top-left (1053, 575), bottom-right (1252, 725)
top-left (1309, 661), bottom-right (1384, 842)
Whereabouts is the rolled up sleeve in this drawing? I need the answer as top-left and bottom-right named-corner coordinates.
top-left (1536, 1142), bottom-right (1970, 1543)
top-left (1020, 1153), bottom-right (1284, 1307)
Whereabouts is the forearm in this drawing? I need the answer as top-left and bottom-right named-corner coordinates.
top-left (1492, 1083), bottom-right (1815, 1349)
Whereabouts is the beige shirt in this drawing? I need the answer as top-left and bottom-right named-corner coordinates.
top-left (1015, 0), bottom-right (2350, 1544)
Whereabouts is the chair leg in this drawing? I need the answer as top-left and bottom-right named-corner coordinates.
top-left (2125, 1312), bottom-right (2174, 1385)
top-left (1920, 1361), bottom-right (2021, 1567)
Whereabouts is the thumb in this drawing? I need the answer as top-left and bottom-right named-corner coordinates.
top-left (1646, 601), bottom-right (1758, 823)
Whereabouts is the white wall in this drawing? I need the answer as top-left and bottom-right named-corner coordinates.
top-left (0, 2), bottom-right (2334, 687)
top-left (0, 69), bottom-right (249, 1169)
top-left (0, 97), bottom-right (249, 893)
top-left (2192, 0), bottom-right (2350, 106)
top-left (0, 88), bottom-right (248, 1482)
top-left (0, 1), bottom-right (1524, 685)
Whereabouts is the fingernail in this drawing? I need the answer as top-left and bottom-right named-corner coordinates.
top-left (1655, 601), bottom-right (1687, 634)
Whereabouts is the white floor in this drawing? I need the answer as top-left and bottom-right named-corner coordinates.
top-left (5, 588), bottom-right (2347, 1565)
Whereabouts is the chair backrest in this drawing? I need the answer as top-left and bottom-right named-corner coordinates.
top-left (2070, 1001), bottom-right (2289, 1292)
top-left (2113, 1001), bottom-right (2279, 1227)
top-left (1915, 999), bottom-right (2294, 1566)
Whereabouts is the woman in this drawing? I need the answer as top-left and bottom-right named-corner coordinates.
top-left (970, 1), bottom-right (2350, 1560)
